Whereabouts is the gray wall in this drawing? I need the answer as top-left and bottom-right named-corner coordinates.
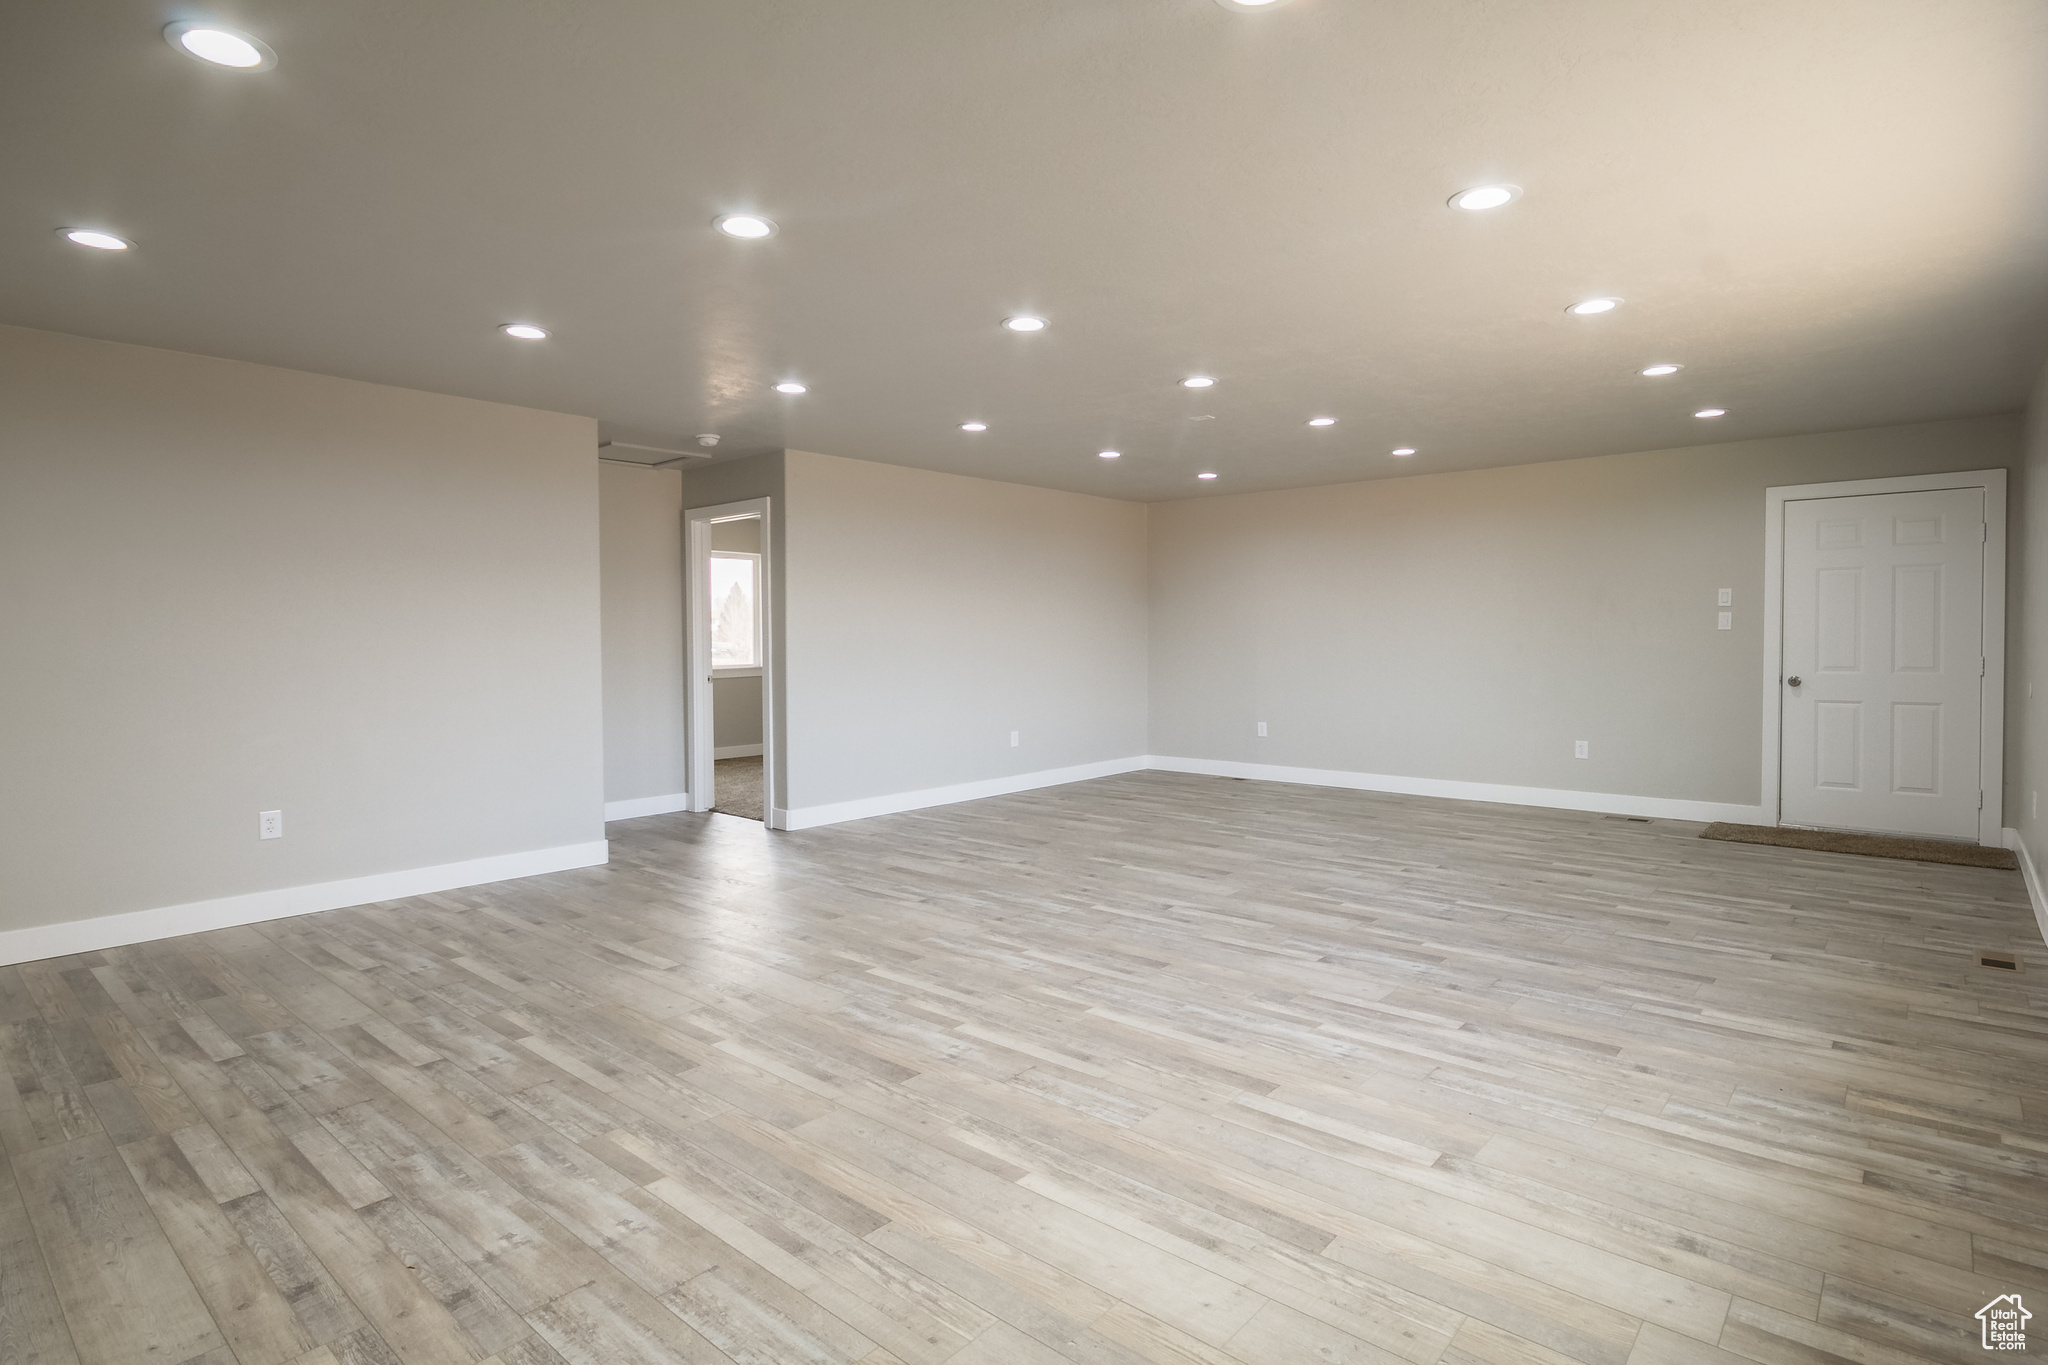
top-left (0, 324), bottom-right (604, 932)
top-left (783, 449), bottom-right (1149, 811)
top-left (598, 462), bottom-right (688, 803)
top-left (2012, 365), bottom-right (2048, 874)
top-left (711, 519), bottom-right (762, 554)
top-left (1150, 414), bottom-right (2021, 808)
top-left (712, 679), bottom-right (764, 750)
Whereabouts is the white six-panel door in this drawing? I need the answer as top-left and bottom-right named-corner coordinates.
top-left (1779, 487), bottom-right (1985, 840)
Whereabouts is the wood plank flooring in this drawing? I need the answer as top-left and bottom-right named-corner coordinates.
top-left (3, 771), bottom-right (2043, 1365)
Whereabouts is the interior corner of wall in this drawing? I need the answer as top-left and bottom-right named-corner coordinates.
top-left (2008, 827), bottom-right (2048, 948)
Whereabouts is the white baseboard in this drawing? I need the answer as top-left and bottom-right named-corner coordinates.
top-left (1143, 755), bottom-right (1769, 825)
top-left (715, 744), bottom-right (764, 759)
top-left (604, 792), bottom-right (693, 821)
top-left (0, 840), bottom-right (611, 968)
top-left (782, 757), bottom-right (1150, 831)
top-left (2006, 828), bottom-right (2048, 948)
top-left (781, 753), bottom-right (1769, 833)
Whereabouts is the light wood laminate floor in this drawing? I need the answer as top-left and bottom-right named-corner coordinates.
top-left (3, 772), bottom-right (2044, 1365)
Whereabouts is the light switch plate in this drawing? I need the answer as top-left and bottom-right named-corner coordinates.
top-left (1717, 588), bottom-right (1732, 606)
top-left (1717, 611), bottom-right (1732, 630)
top-left (1257, 721), bottom-right (1268, 737)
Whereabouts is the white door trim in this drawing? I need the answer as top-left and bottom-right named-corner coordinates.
top-left (1762, 469), bottom-right (2006, 845)
top-left (685, 497), bottom-right (778, 825)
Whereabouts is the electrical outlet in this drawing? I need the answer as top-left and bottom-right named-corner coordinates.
top-left (1574, 740), bottom-right (1589, 759)
top-left (258, 810), bottom-right (283, 840)
top-left (1717, 611), bottom-right (1732, 630)
top-left (1009, 731), bottom-right (1019, 747)
top-left (1717, 588), bottom-right (1732, 607)
top-left (1257, 721), bottom-right (1268, 737)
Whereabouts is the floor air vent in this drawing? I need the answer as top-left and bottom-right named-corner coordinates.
top-left (1979, 953), bottom-right (2021, 972)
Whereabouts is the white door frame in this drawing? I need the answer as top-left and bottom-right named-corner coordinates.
top-left (685, 497), bottom-right (778, 825)
top-left (1761, 469), bottom-right (2006, 845)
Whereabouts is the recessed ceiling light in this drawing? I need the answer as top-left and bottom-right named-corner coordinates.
top-left (1391, 447), bottom-right (1417, 456)
top-left (1449, 185), bottom-right (1521, 211)
top-left (1307, 417), bottom-right (1337, 427)
top-left (715, 214), bottom-right (776, 239)
top-left (164, 22), bottom-right (275, 69)
top-left (1002, 315), bottom-right (1047, 332)
top-left (1099, 450), bottom-right (1121, 460)
top-left (774, 381), bottom-right (807, 395)
top-left (1640, 364), bottom-right (1682, 377)
top-left (1567, 298), bottom-right (1621, 315)
top-left (959, 422), bottom-right (988, 432)
top-left (500, 323), bottom-right (549, 340)
top-left (60, 228), bottom-right (130, 251)
top-left (1694, 408), bottom-right (1727, 418)
top-left (1181, 376), bottom-right (1216, 389)
top-left (1213, 0), bottom-right (1292, 10)
top-left (1197, 471), bottom-right (1219, 479)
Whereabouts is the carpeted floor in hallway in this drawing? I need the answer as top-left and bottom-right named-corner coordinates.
top-left (712, 753), bottom-right (763, 820)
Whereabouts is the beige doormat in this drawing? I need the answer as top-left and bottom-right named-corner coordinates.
top-left (712, 755), bottom-right (764, 821)
top-left (1700, 822), bottom-right (2018, 869)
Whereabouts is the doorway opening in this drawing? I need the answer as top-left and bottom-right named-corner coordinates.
top-left (686, 498), bottom-right (776, 825)
top-left (1761, 470), bottom-right (2006, 846)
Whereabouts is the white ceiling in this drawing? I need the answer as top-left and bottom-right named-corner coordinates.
top-left (5, 1), bottom-right (2046, 499)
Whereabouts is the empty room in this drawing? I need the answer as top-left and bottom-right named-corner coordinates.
top-left (4, 3), bottom-right (2047, 1364)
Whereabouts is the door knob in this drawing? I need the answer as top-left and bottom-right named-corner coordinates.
top-left (1786, 676), bottom-right (1802, 687)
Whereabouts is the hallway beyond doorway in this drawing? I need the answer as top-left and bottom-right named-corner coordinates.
top-left (712, 754), bottom-right (764, 821)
